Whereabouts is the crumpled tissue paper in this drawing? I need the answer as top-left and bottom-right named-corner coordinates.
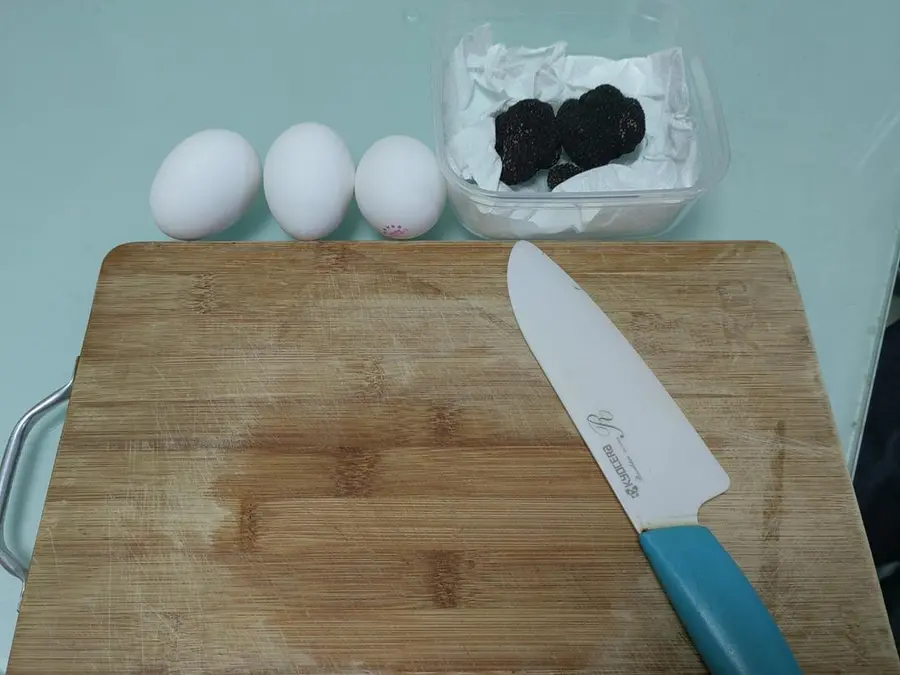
top-left (443, 24), bottom-right (701, 237)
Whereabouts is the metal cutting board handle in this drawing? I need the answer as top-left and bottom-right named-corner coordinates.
top-left (0, 365), bottom-right (76, 584)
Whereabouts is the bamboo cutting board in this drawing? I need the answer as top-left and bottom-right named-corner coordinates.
top-left (9, 242), bottom-right (898, 674)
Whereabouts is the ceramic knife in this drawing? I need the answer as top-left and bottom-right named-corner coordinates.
top-left (507, 241), bottom-right (801, 675)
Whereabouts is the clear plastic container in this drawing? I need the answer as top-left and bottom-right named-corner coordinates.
top-left (432, 0), bottom-right (730, 240)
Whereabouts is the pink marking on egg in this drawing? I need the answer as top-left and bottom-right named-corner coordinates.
top-left (382, 224), bottom-right (410, 239)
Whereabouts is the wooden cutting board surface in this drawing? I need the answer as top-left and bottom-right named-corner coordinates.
top-left (9, 242), bottom-right (898, 674)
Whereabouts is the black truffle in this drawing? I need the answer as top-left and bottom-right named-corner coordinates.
top-left (547, 163), bottom-right (585, 190)
top-left (495, 99), bottom-right (561, 186)
top-left (556, 85), bottom-right (646, 170)
top-left (579, 84), bottom-right (625, 110)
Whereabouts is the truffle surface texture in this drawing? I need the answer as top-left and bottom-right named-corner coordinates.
top-left (556, 85), bottom-right (646, 170)
top-left (547, 163), bottom-right (586, 190)
top-left (495, 99), bottom-right (561, 186)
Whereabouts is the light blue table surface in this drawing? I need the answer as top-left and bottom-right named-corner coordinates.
top-left (2, 0), bottom-right (899, 670)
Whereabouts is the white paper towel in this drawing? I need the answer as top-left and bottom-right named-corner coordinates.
top-left (444, 24), bottom-right (700, 232)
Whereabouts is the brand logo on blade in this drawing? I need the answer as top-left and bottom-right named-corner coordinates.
top-left (587, 411), bottom-right (643, 499)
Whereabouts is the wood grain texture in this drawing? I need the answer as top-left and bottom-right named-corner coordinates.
top-left (9, 242), bottom-right (897, 674)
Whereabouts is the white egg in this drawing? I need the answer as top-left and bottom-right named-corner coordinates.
top-left (355, 136), bottom-right (447, 240)
top-left (264, 123), bottom-right (356, 240)
top-left (150, 129), bottom-right (261, 240)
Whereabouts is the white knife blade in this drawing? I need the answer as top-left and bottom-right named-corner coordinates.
top-left (507, 241), bottom-right (730, 532)
top-left (507, 242), bottom-right (803, 674)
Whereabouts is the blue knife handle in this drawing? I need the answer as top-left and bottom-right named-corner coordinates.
top-left (639, 525), bottom-right (801, 675)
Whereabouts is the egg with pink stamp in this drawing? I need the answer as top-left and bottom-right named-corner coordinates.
top-left (355, 136), bottom-right (447, 240)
